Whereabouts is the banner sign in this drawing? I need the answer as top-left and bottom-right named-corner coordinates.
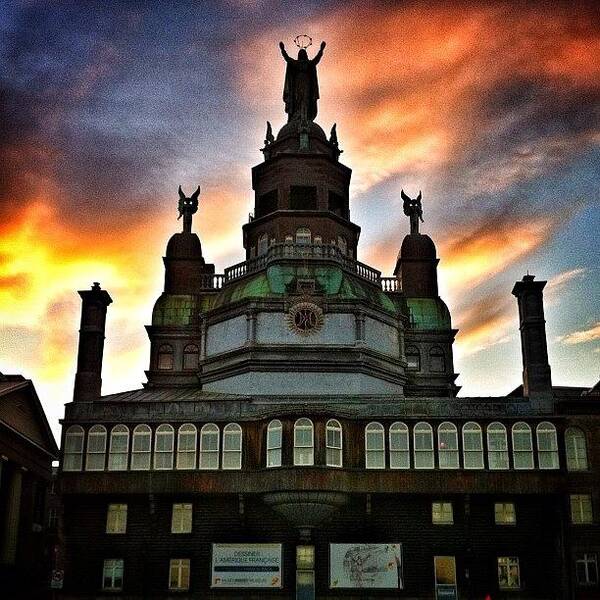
top-left (211, 543), bottom-right (283, 588)
top-left (330, 543), bottom-right (403, 589)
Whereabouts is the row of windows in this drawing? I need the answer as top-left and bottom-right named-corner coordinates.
top-left (100, 553), bottom-right (599, 592)
top-left (157, 344), bottom-right (198, 371)
top-left (63, 423), bottom-right (241, 472)
top-left (250, 230), bottom-right (351, 258)
top-left (255, 187), bottom-right (348, 219)
top-left (406, 345), bottom-right (445, 372)
top-left (62, 420), bottom-right (589, 473)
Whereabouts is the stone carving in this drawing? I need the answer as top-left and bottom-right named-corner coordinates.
top-left (287, 301), bottom-right (324, 336)
top-left (178, 185), bottom-right (200, 233)
top-left (401, 189), bottom-right (424, 235)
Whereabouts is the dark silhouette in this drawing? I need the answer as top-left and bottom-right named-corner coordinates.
top-left (401, 189), bottom-right (424, 234)
top-left (178, 185), bottom-right (200, 233)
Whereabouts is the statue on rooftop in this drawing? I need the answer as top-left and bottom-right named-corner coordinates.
top-left (279, 38), bottom-right (326, 123)
top-left (401, 189), bottom-right (424, 235)
top-left (178, 185), bottom-right (200, 233)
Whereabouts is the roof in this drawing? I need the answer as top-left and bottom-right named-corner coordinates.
top-left (0, 373), bottom-right (59, 457)
top-left (404, 297), bottom-right (452, 330)
top-left (100, 388), bottom-right (250, 402)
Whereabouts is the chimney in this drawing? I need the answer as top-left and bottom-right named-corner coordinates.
top-left (511, 274), bottom-right (552, 397)
top-left (73, 282), bottom-right (113, 401)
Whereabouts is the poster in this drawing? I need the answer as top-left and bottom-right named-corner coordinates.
top-left (330, 543), bottom-right (403, 589)
top-left (211, 543), bottom-right (282, 588)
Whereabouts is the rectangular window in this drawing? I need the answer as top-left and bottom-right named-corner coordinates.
top-left (102, 559), bottom-right (124, 591)
top-left (290, 185), bottom-right (317, 210)
top-left (432, 502), bottom-right (454, 524)
top-left (169, 559), bottom-right (190, 591)
top-left (494, 502), bottom-right (516, 525)
top-left (171, 503), bottom-right (193, 534)
top-left (571, 494), bottom-right (593, 524)
top-left (106, 504), bottom-right (127, 534)
top-left (576, 553), bottom-right (598, 586)
top-left (257, 190), bottom-right (278, 218)
top-left (498, 556), bottom-right (520, 589)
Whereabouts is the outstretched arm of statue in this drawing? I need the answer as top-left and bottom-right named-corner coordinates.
top-left (279, 41), bottom-right (291, 62)
top-left (311, 41), bottom-right (326, 65)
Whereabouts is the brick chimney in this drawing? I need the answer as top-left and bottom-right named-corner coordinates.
top-left (73, 282), bottom-right (112, 401)
top-left (511, 275), bottom-right (552, 397)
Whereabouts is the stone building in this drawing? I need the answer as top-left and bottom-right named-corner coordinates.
top-left (58, 43), bottom-right (599, 599)
top-left (0, 373), bottom-right (59, 597)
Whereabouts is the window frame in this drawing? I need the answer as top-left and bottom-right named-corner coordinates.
top-left (566, 427), bottom-right (588, 471)
top-left (131, 424), bottom-right (152, 471)
top-left (154, 424), bottom-right (175, 470)
top-left (108, 425), bottom-right (129, 471)
top-left (494, 502), bottom-right (516, 525)
top-left (438, 422), bottom-right (459, 469)
top-left (266, 420), bottom-right (282, 468)
top-left (171, 503), bottom-right (193, 534)
top-left (432, 501), bottom-right (454, 525)
top-left (389, 422), bottom-right (410, 469)
top-left (183, 344), bottom-right (199, 371)
top-left (570, 494), bottom-right (593, 524)
top-left (487, 422), bottom-right (509, 470)
top-left (157, 344), bottom-right (174, 370)
top-left (497, 556), bottom-right (521, 590)
top-left (365, 422), bottom-right (385, 469)
top-left (405, 346), bottom-right (420, 371)
top-left (295, 227), bottom-right (312, 245)
top-left (462, 422), bottom-right (484, 470)
top-left (176, 424), bottom-right (197, 470)
top-left (413, 422), bottom-right (434, 470)
top-left (169, 558), bottom-right (191, 591)
top-left (294, 418), bottom-right (314, 466)
top-left (512, 422), bottom-right (534, 470)
top-left (325, 419), bottom-right (343, 468)
top-left (102, 558), bottom-right (124, 592)
top-left (63, 425), bottom-right (84, 472)
top-left (576, 552), bottom-right (598, 587)
top-left (222, 423), bottom-right (242, 470)
top-left (199, 423), bottom-right (220, 470)
top-left (85, 425), bottom-right (107, 472)
top-left (106, 503), bottom-right (128, 535)
top-left (537, 421), bottom-right (559, 470)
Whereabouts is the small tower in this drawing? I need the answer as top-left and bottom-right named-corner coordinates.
top-left (73, 282), bottom-right (112, 401)
top-left (512, 274), bottom-right (553, 397)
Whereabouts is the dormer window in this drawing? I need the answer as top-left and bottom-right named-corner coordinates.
top-left (183, 344), bottom-right (199, 371)
top-left (158, 344), bottom-right (174, 370)
top-left (295, 228), bottom-right (311, 245)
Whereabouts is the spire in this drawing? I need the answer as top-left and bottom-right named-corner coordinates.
top-left (177, 185), bottom-right (200, 233)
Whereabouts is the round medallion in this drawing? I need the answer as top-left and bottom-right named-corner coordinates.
top-left (287, 302), bottom-right (324, 336)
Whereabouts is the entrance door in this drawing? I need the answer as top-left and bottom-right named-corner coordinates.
top-left (434, 556), bottom-right (458, 600)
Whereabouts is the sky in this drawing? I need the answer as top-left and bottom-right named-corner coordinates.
top-left (1, 1), bottom-right (598, 440)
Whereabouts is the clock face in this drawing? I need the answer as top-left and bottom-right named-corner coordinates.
top-left (287, 301), bottom-right (324, 336)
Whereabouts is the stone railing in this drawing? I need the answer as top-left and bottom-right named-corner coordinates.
top-left (198, 273), bottom-right (225, 290)
top-left (380, 277), bottom-right (399, 292)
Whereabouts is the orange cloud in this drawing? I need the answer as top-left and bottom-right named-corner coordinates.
top-left (557, 322), bottom-right (600, 346)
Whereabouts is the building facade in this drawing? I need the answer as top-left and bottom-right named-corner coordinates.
top-left (58, 45), bottom-right (599, 599)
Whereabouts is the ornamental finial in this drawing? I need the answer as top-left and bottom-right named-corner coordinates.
top-left (401, 189), bottom-right (424, 235)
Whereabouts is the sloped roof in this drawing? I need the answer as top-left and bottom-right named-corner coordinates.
top-left (100, 388), bottom-right (250, 402)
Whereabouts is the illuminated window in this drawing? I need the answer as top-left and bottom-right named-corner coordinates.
top-left (438, 422), bottom-right (459, 469)
top-left (63, 425), bottom-right (84, 472)
top-left (102, 559), bottom-right (123, 591)
top-left (566, 427), bottom-right (588, 471)
top-left (131, 425), bottom-right (151, 471)
top-left (512, 422), bottom-right (534, 470)
top-left (487, 422), bottom-right (509, 470)
top-left (498, 557), bottom-right (520, 589)
top-left (106, 504), bottom-right (127, 534)
top-left (171, 503), bottom-right (192, 534)
top-left (222, 423), bottom-right (242, 470)
top-left (571, 494), bottom-right (593, 524)
top-left (294, 418), bottom-right (314, 466)
top-left (176, 424), bottom-right (197, 470)
top-left (157, 344), bottom-right (174, 370)
top-left (365, 422), bottom-right (385, 469)
top-left (154, 424), bottom-right (174, 470)
top-left (326, 419), bottom-right (342, 467)
top-left (389, 422), bottom-right (410, 469)
top-left (183, 344), bottom-right (199, 371)
top-left (495, 502), bottom-right (516, 525)
top-left (537, 422), bottom-right (559, 469)
top-left (108, 425), bottom-right (129, 471)
top-left (432, 502), bottom-right (453, 524)
top-left (295, 227), bottom-right (312, 245)
top-left (414, 422), bottom-right (434, 469)
top-left (405, 346), bottom-right (420, 370)
top-left (462, 422), bottom-right (484, 469)
top-left (169, 559), bottom-right (190, 591)
top-left (199, 424), bottom-right (219, 470)
top-left (267, 420), bottom-right (282, 468)
top-left (86, 425), bottom-right (107, 471)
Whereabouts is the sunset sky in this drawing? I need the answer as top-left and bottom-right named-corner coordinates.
top-left (1, 1), bottom-right (599, 439)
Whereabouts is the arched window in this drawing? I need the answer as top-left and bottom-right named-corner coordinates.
top-left (294, 418), bottom-right (314, 466)
top-left (326, 419), bottom-right (343, 467)
top-left (537, 422), bottom-right (559, 469)
top-left (266, 420), bottom-right (282, 468)
top-left (63, 425), bottom-right (84, 471)
top-left (222, 423), bottom-right (242, 470)
top-left (389, 422), bottom-right (410, 469)
top-left (199, 424), bottom-right (220, 470)
top-left (512, 422), bottom-right (534, 470)
top-left (154, 424), bottom-right (174, 470)
top-left (131, 425), bottom-right (151, 471)
top-left (406, 346), bottom-right (420, 371)
top-left (337, 236), bottom-right (347, 255)
top-left (365, 422), bottom-right (385, 469)
top-left (295, 227), bottom-right (311, 245)
top-left (86, 425), bottom-right (107, 471)
top-left (183, 344), bottom-right (199, 371)
top-left (487, 422), bottom-right (509, 470)
top-left (176, 424), bottom-right (197, 470)
top-left (438, 422), bottom-right (459, 469)
top-left (430, 347), bottom-right (445, 373)
top-left (462, 422), bottom-right (484, 469)
top-left (414, 422), bottom-right (434, 469)
top-left (108, 425), bottom-right (129, 471)
top-left (258, 233), bottom-right (269, 256)
top-left (157, 344), bottom-right (174, 370)
top-left (565, 427), bottom-right (588, 471)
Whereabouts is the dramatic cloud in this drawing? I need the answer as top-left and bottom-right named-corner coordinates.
top-left (557, 322), bottom-right (600, 346)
